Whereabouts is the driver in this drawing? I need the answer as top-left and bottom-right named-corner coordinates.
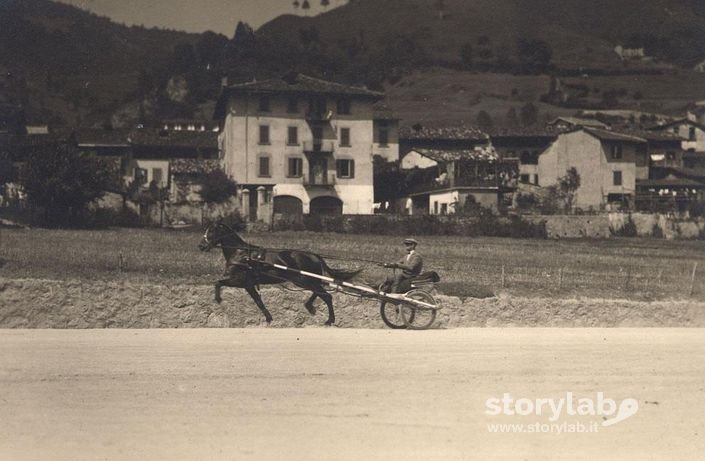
top-left (384, 238), bottom-right (423, 293)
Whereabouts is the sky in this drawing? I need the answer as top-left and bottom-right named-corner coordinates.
top-left (57, 0), bottom-right (348, 36)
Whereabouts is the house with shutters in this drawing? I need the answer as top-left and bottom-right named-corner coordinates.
top-left (214, 73), bottom-right (387, 222)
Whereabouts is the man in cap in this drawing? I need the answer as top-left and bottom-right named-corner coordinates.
top-left (383, 238), bottom-right (423, 293)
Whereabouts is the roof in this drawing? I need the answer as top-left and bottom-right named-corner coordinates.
top-left (129, 129), bottom-right (218, 150)
top-left (484, 127), bottom-right (557, 139)
top-left (637, 175), bottom-right (705, 188)
top-left (581, 127), bottom-right (647, 143)
top-left (399, 124), bottom-right (488, 141)
top-left (647, 118), bottom-right (705, 132)
top-left (610, 127), bottom-right (684, 142)
top-left (412, 145), bottom-right (499, 163)
top-left (73, 129), bottom-right (131, 147)
top-left (170, 158), bottom-right (222, 175)
top-left (548, 117), bottom-right (608, 129)
top-left (222, 73), bottom-right (382, 98)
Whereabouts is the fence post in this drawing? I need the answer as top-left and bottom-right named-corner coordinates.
top-left (558, 267), bottom-right (563, 290)
top-left (624, 268), bottom-right (631, 291)
top-left (690, 262), bottom-right (698, 297)
top-left (501, 265), bottom-right (506, 289)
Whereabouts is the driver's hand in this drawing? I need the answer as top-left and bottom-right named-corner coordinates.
top-left (383, 263), bottom-right (396, 268)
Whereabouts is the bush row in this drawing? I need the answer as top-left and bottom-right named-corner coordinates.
top-left (273, 214), bottom-right (547, 239)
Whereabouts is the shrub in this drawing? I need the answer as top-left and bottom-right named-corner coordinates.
top-left (610, 214), bottom-right (637, 237)
top-left (651, 222), bottom-right (664, 239)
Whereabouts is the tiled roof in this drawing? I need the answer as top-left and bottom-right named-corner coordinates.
top-left (399, 124), bottom-right (488, 141)
top-left (223, 73), bottom-right (383, 98)
top-left (170, 158), bottom-right (222, 175)
top-left (413, 145), bottom-right (499, 162)
top-left (73, 129), bottom-right (131, 147)
top-left (582, 127), bottom-right (647, 143)
top-left (647, 118), bottom-right (705, 131)
top-left (637, 175), bottom-right (705, 188)
top-left (610, 127), bottom-right (684, 142)
top-left (548, 117), bottom-right (608, 129)
top-left (484, 127), bottom-right (557, 138)
top-left (130, 129), bottom-right (218, 149)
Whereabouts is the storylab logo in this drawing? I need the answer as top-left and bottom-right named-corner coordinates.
top-left (485, 392), bottom-right (639, 433)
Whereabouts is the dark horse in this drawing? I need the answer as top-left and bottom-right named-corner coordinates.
top-left (198, 221), bottom-right (360, 325)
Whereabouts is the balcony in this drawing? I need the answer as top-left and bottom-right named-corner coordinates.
top-left (303, 140), bottom-right (335, 154)
top-left (305, 110), bottom-right (333, 122)
top-left (303, 173), bottom-right (336, 188)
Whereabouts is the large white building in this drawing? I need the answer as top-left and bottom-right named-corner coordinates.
top-left (214, 73), bottom-right (391, 221)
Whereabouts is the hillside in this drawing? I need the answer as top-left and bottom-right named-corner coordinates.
top-left (0, 0), bottom-right (207, 127)
top-left (259, 0), bottom-right (705, 69)
top-left (2, 0), bottom-right (705, 131)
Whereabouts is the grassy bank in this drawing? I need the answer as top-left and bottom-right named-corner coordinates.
top-left (1, 228), bottom-right (704, 300)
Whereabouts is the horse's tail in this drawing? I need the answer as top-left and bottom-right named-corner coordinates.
top-left (319, 258), bottom-right (362, 281)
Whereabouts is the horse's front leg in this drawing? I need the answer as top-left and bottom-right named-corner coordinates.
top-left (214, 279), bottom-right (225, 303)
top-left (245, 285), bottom-right (273, 324)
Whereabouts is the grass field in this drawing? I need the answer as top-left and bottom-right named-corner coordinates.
top-left (2, 228), bottom-right (704, 301)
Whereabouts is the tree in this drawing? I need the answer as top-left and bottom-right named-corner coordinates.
top-left (476, 110), bottom-right (494, 131)
top-left (321, 0), bottom-right (330, 8)
top-left (0, 152), bottom-right (14, 187)
top-left (520, 102), bottom-right (538, 127)
top-left (21, 142), bottom-right (113, 224)
top-left (460, 43), bottom-right (473, 68)
top-left (558, 167), bottom-right (581, 212)
top-left (198, 169), bottom-right (238, 204)
top-left (505, 107), bottom-right (519, 129)
top-left (516, 38), bottom-right (552, 73)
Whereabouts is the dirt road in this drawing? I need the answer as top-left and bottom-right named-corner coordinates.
top-left (1, 329), bottom-right (703, 460)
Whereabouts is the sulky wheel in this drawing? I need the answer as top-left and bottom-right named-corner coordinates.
top-left (379, 283), bottom-right (414, 329)
top-left (399, 289), bottom-right (438, 330)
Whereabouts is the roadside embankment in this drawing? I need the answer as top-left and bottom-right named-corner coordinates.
top-left (1, 277), bottom-right (704, 328)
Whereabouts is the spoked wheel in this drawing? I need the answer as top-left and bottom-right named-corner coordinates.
top-left (380, 300), bottom-right (415, 329)
top-left (399, 289), bottom-right (438, 330)
top-left (379, 283), bottom-right (414, 329)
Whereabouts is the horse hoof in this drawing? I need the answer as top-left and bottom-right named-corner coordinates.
top-left (324, 320), bottom-right (335, 327)
top-left (304, 303), bottom-right (316, 315)
top-left (215, 297), bottom-right (222, 304)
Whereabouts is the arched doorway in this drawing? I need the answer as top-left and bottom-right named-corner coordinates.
top-left (273, 195), bottom-right (303, 217)
top-left (310, 196), bottom-right (343, 215)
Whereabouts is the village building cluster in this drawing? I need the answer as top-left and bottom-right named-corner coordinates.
top-left (2, 73), bottom-right (705, 224)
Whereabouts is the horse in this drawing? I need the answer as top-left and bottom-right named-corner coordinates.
top-left (198, 220), bottom-right (361, 325)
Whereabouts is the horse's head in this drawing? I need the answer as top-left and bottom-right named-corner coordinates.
top-left (199, 220), bottom-right (236, 252)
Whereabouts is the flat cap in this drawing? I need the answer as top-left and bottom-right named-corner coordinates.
top-left (403, 238), bottom-right (418, 245)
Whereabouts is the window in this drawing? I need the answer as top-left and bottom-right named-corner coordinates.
top-left (258, 156), bottom-right (271, 177)
top-left (336, 98), bottom-right (351, 115)
top-left (440, 203), bottom-right (448, 215)
top-left (610, 144), bottom-right (623, 159)
top-left (520, 174), bottom-right (530, 184)
top-left (666, 151), bottom-right (676, 160)
top-left (287, 126), bottom-right (298, 145)
top-left (379, 127), bottom-right (389, 146)
top-left (689, 126), bottom-right (696, 141)
top-left (340, 127), bottom-right (351, 147)
top-left (287, 97), bottom-right (298, 114)
top-left (533, 174), bottom-right (539, 185)
top-left (258, 95), bottom-right (270, 112)
top-left (134, 167), bottom-right (147, 185)
top-left (336, 159), bottom-right (355, 178)
top-left (259, 125), bottom-right (270, 145)
top-left (287, 157), bottom-right (303, 177)
top-left (613, 170), bottom-right (622, 186)
top-left (152, 168), bottom-right (163, 184)
top-left (434, 201), bottom-right (439, 214)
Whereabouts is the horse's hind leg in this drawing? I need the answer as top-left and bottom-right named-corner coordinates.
top-left (304, 293), bottom-right (318, 315)
top-left (316, 289), bottom-right (335, 326)
top-left (245, 285), bottom-right (273, 324)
